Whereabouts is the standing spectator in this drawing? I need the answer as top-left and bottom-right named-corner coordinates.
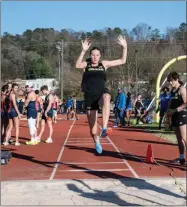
top-left (37, 85), bottom-right (54, 143)
top-left (52, 93), bottom-right (59, 124)
top-left (35, 90), bottom-right (43, 129)
top-left (71, 95), bottom-right (79, 120)
top-left (121, 87), bottom-right (127, 127)
top-left (113, 88), bottom-right (120, 118)
top-left (134, 94), bottom-right (144, 124)
top-left (17, 90), bottom-right (25, 115)
top-left (1, 84), bottom-right (9, 142)
top-left (125, 92), bottom-right (133, 126)
top-left (167, 72), bottom-right (187, 165)
top-left (113, 88), bottom-right (126, 127)
top-left (66, 95), bottom-right (73, 120)
top-left (3, 83), bottom-right (21, 146)
top-left (156, 87), bottom-right (171, 130)
top-left (6, 82), bottom-right (12, 95)
top-left (58, 99), bottom-right (63, 114)
top-left (24, 84), bottom-right (39, 145)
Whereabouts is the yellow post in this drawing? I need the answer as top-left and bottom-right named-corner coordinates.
top-left (155, 55), bottom-right (187, 123)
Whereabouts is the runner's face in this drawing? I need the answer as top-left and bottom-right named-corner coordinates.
top-left (90, 50), bottom-right (101, 64)
top-left (138, 95), bottom-right (142, 100)
top-left (42, 89), bottom-right (47, 95)
top-left (13, 86), bottom-right (19, 93)
top-left (169, 79), bottom-right (178, 88)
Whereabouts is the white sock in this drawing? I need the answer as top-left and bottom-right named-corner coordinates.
top-left (31, 137), bottom-right (35, 142)
top-left (28, 118), bottom-right (36, 135)
top-left (95, 136), bottom-right (100, 143)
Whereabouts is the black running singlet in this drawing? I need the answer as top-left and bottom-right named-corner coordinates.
top-left (81, 61), bottom-right (106, 94)
top-left (135, 100), bottom-right (143, 109)
top-left (170, 85), bottom-right (184, 109)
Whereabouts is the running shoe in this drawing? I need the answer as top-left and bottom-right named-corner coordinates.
top-left (95, 142), bottom-right (102, 154)
top-left (100, 127), bottom-right (112, 138)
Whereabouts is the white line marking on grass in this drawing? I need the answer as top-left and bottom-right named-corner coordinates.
top-left (49, 120), bottom-right (76, 180)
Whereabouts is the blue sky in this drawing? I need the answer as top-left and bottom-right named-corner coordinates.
top-left (1, 1), bottom-right (186, 35)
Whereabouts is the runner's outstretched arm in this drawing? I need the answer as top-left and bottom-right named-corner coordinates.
top-left (102, 35), bottom-right (127, 69)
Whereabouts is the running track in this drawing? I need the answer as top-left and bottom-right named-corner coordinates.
top-left (1, 114), bottom-right (186, 181)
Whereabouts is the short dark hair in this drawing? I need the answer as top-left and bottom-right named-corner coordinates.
top-left (12, 83), bottom-right (19, 88)
top-left (90, 47), bottom-right (101, 55)
top-left (6, 82), bottom-right (12, 86)
top-left (40, 85), bottom-right (48, 91)
top-left (167, 72), bottom-right (183, 85)
top-left (127, 92), bottom-right (131, 97)
top-left (35, 90), bottom-right (40, 94)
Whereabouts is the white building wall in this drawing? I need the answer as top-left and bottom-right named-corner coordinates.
top-left (24, 78), bottom-right (58, 91)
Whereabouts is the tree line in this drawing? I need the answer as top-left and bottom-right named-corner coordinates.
top-left (1, 22), bottom-right (186, 99)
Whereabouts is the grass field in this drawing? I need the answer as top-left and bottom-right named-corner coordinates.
top-left (131, 122), bottom-right (177, 144)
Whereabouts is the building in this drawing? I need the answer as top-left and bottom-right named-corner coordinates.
top-left (12, 78), bottom-right (59, 92)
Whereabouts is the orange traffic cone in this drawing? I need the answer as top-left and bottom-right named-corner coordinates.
top-left (146, 144), bottom-right (154, 163)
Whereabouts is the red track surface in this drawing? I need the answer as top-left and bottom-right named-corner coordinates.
top-left (1, 114), bottom-right (186, 181)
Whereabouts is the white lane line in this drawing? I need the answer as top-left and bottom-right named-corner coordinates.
top-left (98, 125), bottom-right (139, 179)
top-left (65, 143), bottom-right (111, 146)
top-left (49, 120), bottom-right (76, 180)
top-left (66, 141), bottom-right (110, 143)
top-left (68, 138), bottom-right (106, 140)
top-left (61, 161), bottom-right (125, 164)
top-left (58, 169), bottom-right (130, 172)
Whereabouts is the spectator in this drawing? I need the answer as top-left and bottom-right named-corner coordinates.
top-left (121, 87), bottom-right (127, 127)
top-left (156, 87), bottom-right (171, 130)
top-left (66, 95), bottom-right (72, 120)
top-left (134, 94), bottom-right (144, 124)
top-left (71, 95), bottom-right (79, 120)
top-left (125, 92), bottom-right (133, 126)
top-left (113, 88), bottom-right (126, 127)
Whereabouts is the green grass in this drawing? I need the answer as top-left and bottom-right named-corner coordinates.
top-left (131, 121), bottom-right (177, 144)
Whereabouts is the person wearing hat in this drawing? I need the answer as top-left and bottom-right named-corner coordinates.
top-left (24, 83), bottom-right (39, 145)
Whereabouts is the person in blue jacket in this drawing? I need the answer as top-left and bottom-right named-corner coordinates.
top-left (113, 88), bottom-right (126, 127)
top-left (121, 87), bottom-right (127, 127)
top-left (156, 87), bottom-right (171, 129)
top-left (66, 95), bottom-right (72, 120)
